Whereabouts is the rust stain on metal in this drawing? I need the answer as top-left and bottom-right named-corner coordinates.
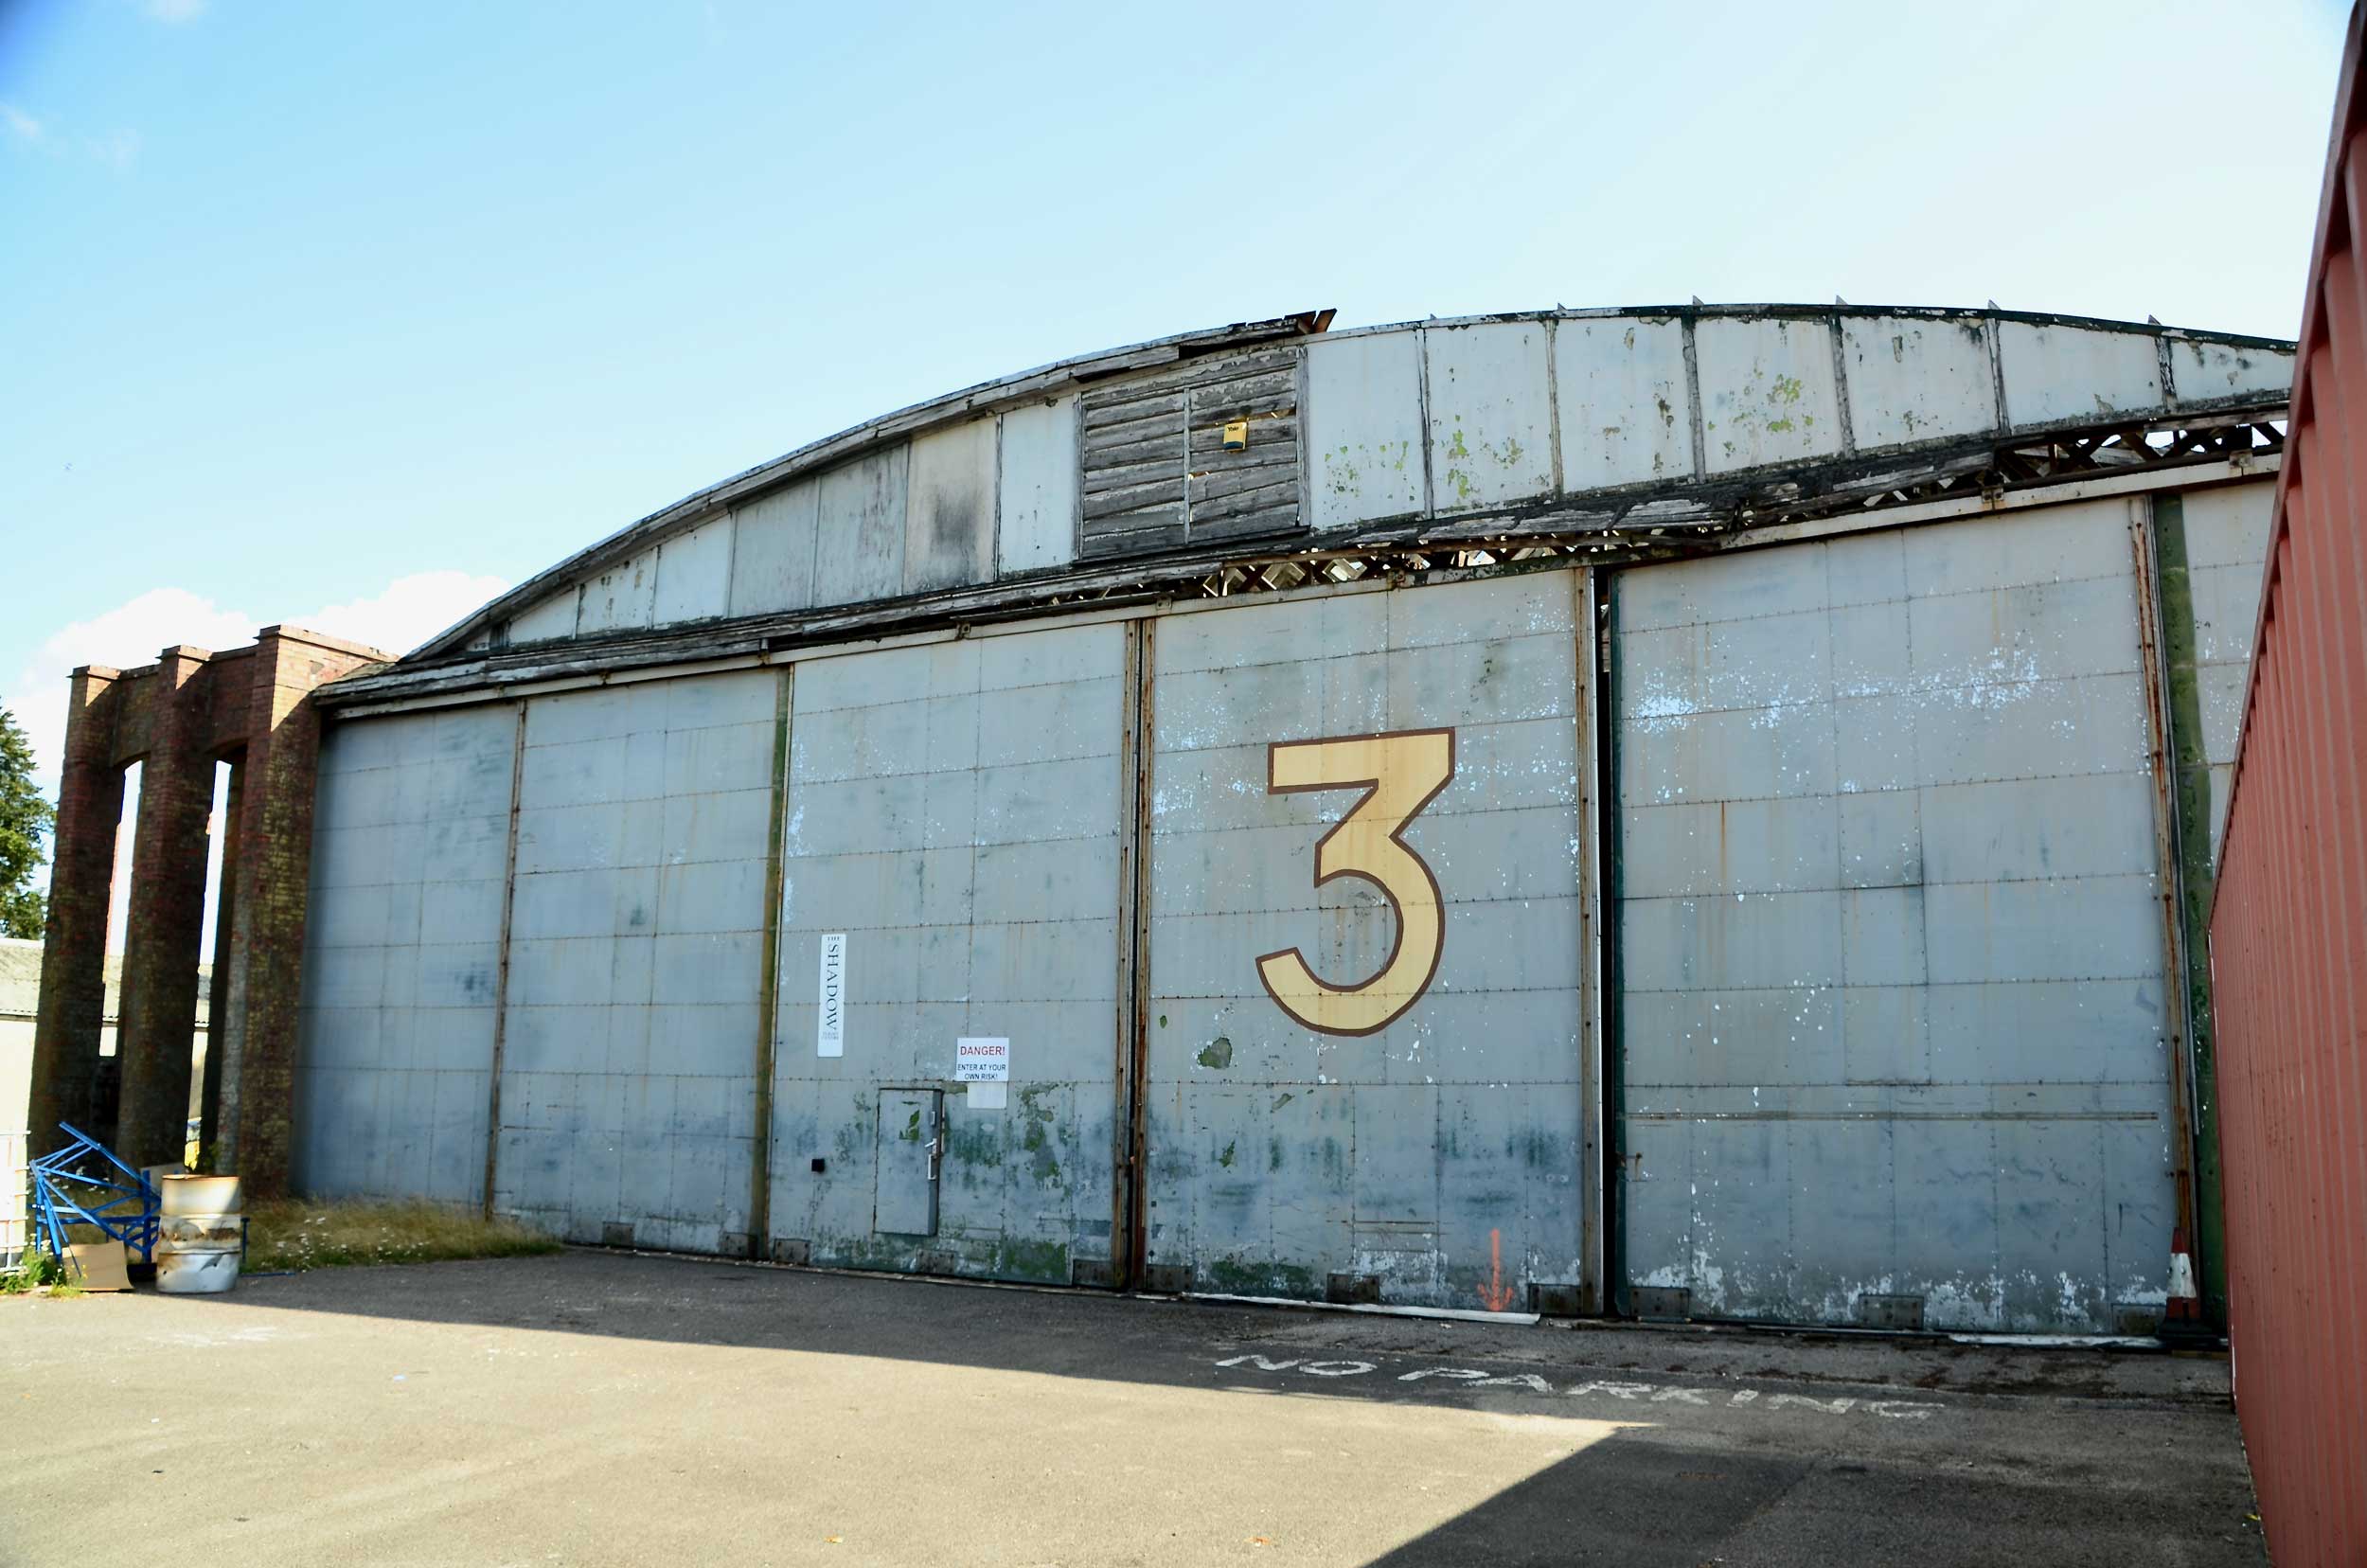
top-left (1121, 616), bottom-right (1157, 1286)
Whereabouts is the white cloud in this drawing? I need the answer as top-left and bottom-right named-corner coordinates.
top-left (3, 103), bottom-right (140, 168)
top-left (298, 569), bottom-right (509, 663)
top-left (3, 570), bottom-right (508, 792)
top-left (143, 0), bottom-right (208, 21)
top-left (86, 128), bottom-right (140, 168)
top-left (6, 589), bottom-right (256, 792)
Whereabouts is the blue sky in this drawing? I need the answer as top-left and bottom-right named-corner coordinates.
top-left (1, 0), bottom-right (2350, 798)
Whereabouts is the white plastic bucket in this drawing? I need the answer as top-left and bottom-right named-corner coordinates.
top-left (159, 1174), bottom-right (242, 1217)
top-left (154, 1247), bottom-right (241, 1294)
top-left (154, 1206), bottom-right (244, 1295)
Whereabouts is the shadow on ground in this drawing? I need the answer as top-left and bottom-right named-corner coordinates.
top-left (96, 1249), bottom-right (2261, 1567)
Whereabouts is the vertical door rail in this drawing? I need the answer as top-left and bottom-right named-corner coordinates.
top-left (2130, 499), bottom-right (2206, 1264)
top-left (480, 701), bottom-right (528, 1219)
top-left (1119, 617), bottom-right (1157, 1287)
top-left (748, 666), bottom-right (794, 1258)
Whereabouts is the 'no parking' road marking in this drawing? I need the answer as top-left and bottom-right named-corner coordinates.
top-left (1212, 1355), bottom-right (1941, 1419)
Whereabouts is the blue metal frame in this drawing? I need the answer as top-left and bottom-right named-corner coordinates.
top-left (29, 1122), bottom-right (160, 1270)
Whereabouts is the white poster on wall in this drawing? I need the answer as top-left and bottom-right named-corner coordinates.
top-left (817, 934), bottom-right (846, 1057)
top-left (957, 1036), bottom-right (1009, 1108)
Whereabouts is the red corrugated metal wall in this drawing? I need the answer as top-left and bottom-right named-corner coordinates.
top-left (2209, 9), bottom-right (2367, 1562)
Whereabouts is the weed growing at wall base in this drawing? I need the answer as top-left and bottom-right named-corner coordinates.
top-left (1, 1245), bottom-right (70, 1294)
top-left (245, 1200), bottom-right (561, 1272)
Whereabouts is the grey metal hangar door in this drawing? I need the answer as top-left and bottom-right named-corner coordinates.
top-left (494, 671), bottom-right (780, 1256)
top-left (767, 622), bottom-right (1130, 1284)
top-left (1142, 571), bottom-right (1599, 1310)
top-left (1612, 504), bottom-right (2182, 1333)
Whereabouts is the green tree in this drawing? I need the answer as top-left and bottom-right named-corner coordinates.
top-left (0, 706), bottom-right (55, 939)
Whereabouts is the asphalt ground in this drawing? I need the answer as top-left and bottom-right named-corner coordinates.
top-left (0, 1251), bottom-right (2264, 1566)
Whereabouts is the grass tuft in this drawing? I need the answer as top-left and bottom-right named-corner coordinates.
top-left (245, 1200), bottom-right (562, 1273)
top-left (2, 1246), bottom-right (70, 1295)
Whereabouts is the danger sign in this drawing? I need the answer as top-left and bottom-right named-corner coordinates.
top-left (955, 1037), bottom-right (1010, 1083)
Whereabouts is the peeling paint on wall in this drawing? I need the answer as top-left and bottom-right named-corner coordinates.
top-left (294, 705), bottom-right (519, 1205)
top-left (491, 670), bottom-right (778, 1254)
top-left (1616, 500), bottom-right (2193, 1331)
top-left (1145, 572), bottom-right (1590, 1310)
top-left (769, 623), bottom-right (1126, 1283)
top-left (1693, 318), bottom-right (1843, 474)
top-left (1423, 323), bottom-right (1555, 511)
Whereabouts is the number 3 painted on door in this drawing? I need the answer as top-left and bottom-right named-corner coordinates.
top-left (1256, 728), bottom-right (1456, 1037)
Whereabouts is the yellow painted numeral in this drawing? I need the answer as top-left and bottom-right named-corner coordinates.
top-left (1256, 728), bottom-right (1455, 1036)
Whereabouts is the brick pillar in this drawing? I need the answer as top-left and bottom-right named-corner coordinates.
top-left (218, 629), bottom-right (379, 1197)
top-left (197, 752), bottom-right (245, 1172)
top-left (28, 668), bottom-right (125, 1155)
top-left (114, 646), bottom-right (218, 1169)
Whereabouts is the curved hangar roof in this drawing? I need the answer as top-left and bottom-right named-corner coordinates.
top-left (359, 302), bottom-right (2295, 703)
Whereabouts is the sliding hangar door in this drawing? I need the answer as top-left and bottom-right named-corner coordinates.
top-left (768, 621), bottom-right (1130, 1281)
top-left (1138, 572), bottom-right (1595, 1307)
top-left (1611, 500), bottom-right (2184, 1334)
top-left (295, 503), bottom-right (2205, 1334)
top-left (295, 570), bottom-right (1605, 1310)
top-left (769, 570), bottom-right (1600, 1307)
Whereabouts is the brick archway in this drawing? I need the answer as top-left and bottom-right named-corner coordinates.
top-left (27, 626), bottom-right (386, 1195)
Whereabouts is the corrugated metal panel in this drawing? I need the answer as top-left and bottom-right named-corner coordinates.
top-left (770, 623), bottom-right (1127, 1281)
top-left (812, 448), bottom-right (909, 607)
top-left (1997, 321), bottom-right (2162, 427)
top-left (578, 547), bottom-right (658, 635)
top-left (1839, 315), bottom-right (1996, 449)
top-left (904, 419), bottom-right (997, 595)
top-left (494, 670), bottom-right (776, 1253)
top-left (1304, 331), bottom-right (1425, 528)
top-left (448, 307), bottom-right (2293, 664)
top-left (2170, 336), bottom-right (2295, 406)
top-left (652, 515), bottom-right (734, 627)
top-left (294, 706), bottom-right (516, 1205)
top-left (727, 477), bottom-right (820, 617)
top-left (1554, 316), bottom-right (1692, 490)
top-left (2174, 483), bottom-right (2278, 859)
top-left (507, 590), bottom-right (579, 646)
top-left (1424, 321), bottom-right (1555, 510)
top-left (995, 397), bottom-right (1078, 575)
top-left (2208, 13), bottom-right (2367, 1563)
top-left (418, 310), bottom-right (1333, 659)
top-left (1616, 499), bottom-right (2179, 1331)
top-left (1144, 573), bottom-right (1593, 1307)
top-left (1695, 317), bottom-right (1845, 474)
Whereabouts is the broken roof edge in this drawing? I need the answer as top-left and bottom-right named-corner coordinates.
top-left (408, 299), bottom-right (2295, 664)
top-left (324, 430), bottom-right (2286, 713)
top-left (1322, 299), bottom-right (2298, 348)
top-left (407, 307), bottom-right (1337, 661)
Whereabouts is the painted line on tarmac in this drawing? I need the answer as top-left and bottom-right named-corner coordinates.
top-left (1211, 1354), bottom-right (1943, 1419)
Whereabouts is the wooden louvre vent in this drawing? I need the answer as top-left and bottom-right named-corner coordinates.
top-left (1077, 346), bottom-right (1304, 560)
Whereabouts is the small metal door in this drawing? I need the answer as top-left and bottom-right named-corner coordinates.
top-left (875, 1089), bottom-right (942, 1237)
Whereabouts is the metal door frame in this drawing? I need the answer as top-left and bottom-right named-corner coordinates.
top-left (872, 1084), bottom-right (945, 1238)
top-left (1574, 568), bottom-right (1608, 1314)
top-left (1597, 567), bottom-right (1629, 1316)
